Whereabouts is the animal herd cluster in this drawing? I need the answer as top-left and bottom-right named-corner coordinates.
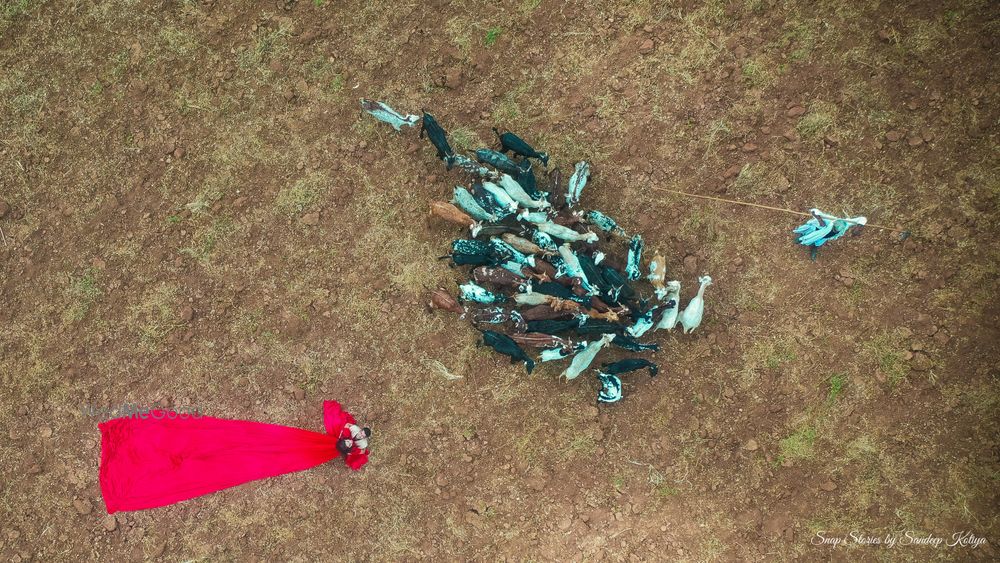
top-left (362, 99), bottom-right (713, 403)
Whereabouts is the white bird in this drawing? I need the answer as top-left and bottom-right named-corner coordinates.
top-left (654, 280), bottom-right (682, 331)
top-left (679, 276), bottom-right (712, 334)
top-left (498, 174), bottom-right (550, 210)
top-left (535, 221), bottom-right (599, 243)
top-left (481, 181), bottom-right (519, 213)
top-left (560, 334), bottom-right (614, 380)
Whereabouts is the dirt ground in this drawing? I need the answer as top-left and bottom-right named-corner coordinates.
top-left (1, 0), bottom-right (998, 560)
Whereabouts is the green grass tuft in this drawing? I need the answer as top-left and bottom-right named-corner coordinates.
top-left (1, 0), bottom-right (31, 36)
top-left (703, 119), bottom-right (731, 157)
top-left (275, 172), bottom-right (327, 215)
top-left (520, 0), bottom-right (541, 12)
top-left (863, 330), bottom-right (909, 385)
top-left (2, 0), bottom-right (30, 18)
top-left (64, 269), bottom-right (101, 322)
top-left (129, 283), bottom-right (183, 350)
top-left (796, 108), bottom-right (835, 139)
top-left (238, 25), bottom-right (290, 71)
top-left (449, 126), bottom-right (482, 152)
top-left (484, 26), bottom-right (502, 47)
top-left (180, 217), bottom-right (235, 264)
top-left (741, 58), bottom-right (772, 88)
top-left (778, 425), bottom-right (817, 463)
top-left (158, 25), bottom-right (200, 57)
top-left (827, 373), bottom-right (847, 405)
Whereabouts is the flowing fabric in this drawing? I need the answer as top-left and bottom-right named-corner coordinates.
top-left (99, 400), bottom-right (368, 514)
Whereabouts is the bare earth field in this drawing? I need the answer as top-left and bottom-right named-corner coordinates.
top-left (1, 0), bottom-right (998, 560)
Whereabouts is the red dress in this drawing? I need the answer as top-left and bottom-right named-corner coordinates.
top-left (99, 400), bottom-right (369, 514)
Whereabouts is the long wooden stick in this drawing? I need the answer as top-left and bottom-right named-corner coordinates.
top-left (648, 186), bottom-right (910, 234)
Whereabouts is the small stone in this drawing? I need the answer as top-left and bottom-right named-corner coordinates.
top-left (776, 177), bottom-right (791, 194)
top-left (39, 426), bottom-right (53, 438)
top-left (742, 142), bottom-right (758, 152)
top-left (283, 88), bottom-right (296, 102)
top-left (148, 541), bottom-right (167, 558)
top-left (102, 515), bottom-right (118, 532)
top-left (921, 129), bottom-right (934, 142)
top-left (786, 106), bottom-right (806, 117)
top-left (907, 135), bottom-right (923, 146)
top-left (0, 201), bottom-right (10, 218)
top-left (743, 439), bottom-right (759, 451)
top-left (73, 498), bottom-right (93, 515)
top-left (465, 510), bottom-right (485, 526)
top-left (444, 68), bottom-right (463, 89)
top-left (933, 331), bottom-right (950, 345)
top-left (683, 254), bottom-right (698, 274)
top-left (722, 387), bottom-right (735, 399)
top-left (723, 163), bottom-right (744, 179)
top-left (179, 306), bottom-right (195, 322)
top-left (639, 39), bottom-right (655, 54)
top-left (173, 147), bottom-right (186, 159)
top-left (300, 212), bottom-right (320, 226)
top-left (557, 516), bottom-right (572, 531)
top-left (527, 476), bottom-right (546, 492)
top-left (910, 352), bottom-right (932, 371)
top-left (292, 387), bottom-right (306, 401)
top-left (885, 130), bottom-right (903, 142)
top-left (819, 480), bottom-right (837, 491)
